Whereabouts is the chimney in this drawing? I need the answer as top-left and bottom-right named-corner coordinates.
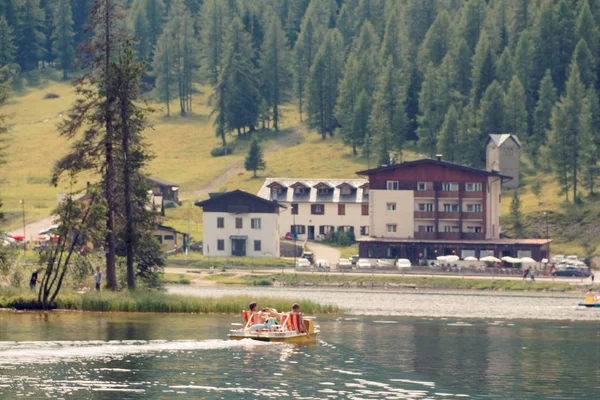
top-left (435, 154), bottom-right (443, 162)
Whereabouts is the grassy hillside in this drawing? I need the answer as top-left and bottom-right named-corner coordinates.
top-left (1, 71), bottom-right (599, 257)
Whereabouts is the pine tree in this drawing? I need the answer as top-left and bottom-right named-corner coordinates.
top-left (352, 21), bottom-right (379, 61)
top-left (152, 27), bottom-right (175, 116)
top-left (504, 75), bottom-right (527, 139)
top-left (437, 105), bottom-right (459, 162)
top-left (350, 90), bottom-right (371, 155)
top-left (418, 10), bottom-right (451, 69)
top-left (452, 38), bottom-right (471, 99)
top-left (459, 0), bottom-right (485, 52)
top-left (532, 70), bottom-right (557, 161)
top-left (336, 53), bottom-right (359, 153)
top-left (495, 47), bottom-right (513, 90)
top-left (145, 0), bottom-right (165, 50)
top-left (554, 0), bottom-right (576, 93)
top-left (200, 0), bottom-right (228, 85)
top-left (131, 4), bottom-right (150, 62)
top-left (549, 62), bottom-right (589, 202)
top-left (571, 39), bottom-right (596, 88)
top-left (531, 0), bottom-right (557, 88)
top-left (406, 0), bottom-right (437, 49)
top-left (293, 16), bottom-right (318, 121)
top-left (471, 30), bottom-right (495, 104)
top-left (478, 80), bottom-right (505, 145)
top-left (369, 57), bottom-right (408, 160)
top-left (307, 29), bottom-right (343, 139)
top-left (513, 30), bottom-right (535, 131)
top-left (379, 8), bottom-right (406, 72)
top-left (0, 17), bottom-right (16, 67)
top-left (244, 138), bottom-right (266, 177)
top-left (417, 63), bottom-right (439, 156)
top-left (510, 190), bottom-right (523, 237)
top-left (576, 0), bottom-right (600, 59)
top-left (260, 14), bottom-right (292, 132)
top-left (509, 0), bottom-right (528, 48)
top-left (16, 0), bottom-right (45, 71)
top-left (51, 0), bottom-right (75, 79)
top-left (580, 93), bottom-right (598, 194)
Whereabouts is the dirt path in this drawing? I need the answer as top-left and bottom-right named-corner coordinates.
top-left (305, 241), bottom-right (341, 266)
top-left (187, 124), bottom-right (307, 200)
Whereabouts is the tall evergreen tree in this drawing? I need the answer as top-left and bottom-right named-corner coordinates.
top-left (554, 0), bottom-right (576, 93)
top-left (418, 10), bottom-right (451, 69)
top-left (509, 0), bottom-right (528, 48)
top-left (471, 30), bottom-right (495, 104)
top-left (336, 53), bottom-right (360, 153)
top-left (510, 190), bottom-right (523, 237)
top-left (51, 0), bottom-right (75, 79)
top-left (504, 75), bottom-right (527, 139)
top-left (369, 57), bottom-right (408, 160)
top-left (244, 138), bottom-right (266, 177)
top-left (571, 39), bottom-right (596, 88)
top-left (478, 80), bottom-right (505, 147)
top-left (495, 47), bottom-right (513, 90)
top-left (293, 16), bottom-right (318, 121)
top-left (532, 69), bottom-right (557, 161)
top-left (576, 0), bottom-right (600, 58)
top-left (549, 62), bottom-right (592, 201)
top-left (0, 17), bottom-right (16, 67)
top-left (131, 3), bottom-right (150, 63)
top-left (437, 105), bottom-right (459, 162)
top-left (16, 0), bottom-right (45, 71)
top-left (349, 90), bottom-right (371, 155)
top-left (307, 28), bottom-right (343, 139)
top-left (459, 0), bottom-right (486, 52)
top-left (451, 38), bottom-right (472, 99)
top-left (199, 0), bottom-right (228, 85)
top-left (152, 26), bottom-right (175, 116)
top-left (513, 30), bottom-right (535, 131)
top-left (260, 14), bottom-right (292, 132)
top-left (580, 92), bottom-right (598, 194)
top-left (417, 63), bottom-right (439, 156)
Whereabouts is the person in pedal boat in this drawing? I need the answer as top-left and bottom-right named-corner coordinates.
top-left (247, 302), bottom-right (278, 332)
top-left (269, 303), bottom-right (307, 333)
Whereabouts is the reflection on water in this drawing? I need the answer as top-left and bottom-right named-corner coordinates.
top-left (1, 311), bottom-right (600, 399)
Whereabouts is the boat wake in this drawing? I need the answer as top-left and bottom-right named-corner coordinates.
top-left (0, 339), bottom-right (273, 366)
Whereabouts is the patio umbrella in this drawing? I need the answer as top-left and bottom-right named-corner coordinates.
top-left (520, 257), bottom-right (536, 263)
top-left (501, 256), bottom-right (513, 261)
top-left (480, 256), bottom-right (501, 263)
top-left (436, 255), bottom-right (448, 261)
top-left (445, 255), bottom-right (460, 262)
top-left (506, 257), bottom-right (522, 263)
top-left (464, 256), bottom-right (478, 261)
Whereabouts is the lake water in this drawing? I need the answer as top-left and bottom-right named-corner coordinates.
top-left (1, 288), bottom-right (600, 399)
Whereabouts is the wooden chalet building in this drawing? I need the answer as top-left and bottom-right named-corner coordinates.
top-left (356, 157), bottom-right (550, 264)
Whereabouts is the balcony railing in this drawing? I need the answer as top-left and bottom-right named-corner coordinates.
top-left (438, 211), bottom-right (459, 219)
top-left (413, 232), bottom-right (485, 240)
top-left (414, 231), bottom-right (436, 240)
top-left (462, 191), bottom-right (484, 199)
top-left (414, 211), bottom-right (435, 219)
top-left (438, 191), bottom-right (459, 198)
top-left (414, 190), bottom-right (436, 198)
top-left (462, 212), bottom-right (484, 220)
top-left (462, 232), bottom-right (485, 240)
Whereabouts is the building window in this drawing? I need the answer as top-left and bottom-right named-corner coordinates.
top-left (311, 204), bottom-right (325, 215)
top-left (444, 226), bottom-right (459, 232)
top-left (338, 204), bottom-right (346, 215)
top-left (360, 226), bottom-right (369, 236)
top-left (443, 204), bottom-right (459, 212)
top-left (442, 182), bottom-right (459, 191)
top-left (217, 217), bottom-right (224, 228)
top-left (291, 203), bottom-right (298, 215)
top-left (217, 239), bottom-right (225, 251)
top-left (419, 203), bottom-right (434, 211)
top-left (251, 218), bottom-right (261, 229)
top-left (361, 204), bottom-right (369, 215)
top-left (254, 240), bottom-right (261, 251)
top-left (154, 235), bottom-right (163, 244)
top-left (466, 182), bottom-right (483, 192)
top-left (417, 182), bottom-right (427, 191)
top-left (317, 187), bottom-right (329, 195)
top-left (426, 225), bottom-right (434, 232)
top-left (387, 203), bottom-right (396, 211)
top-left (271, 187), bottom-right (281, 196)
top-left (466, 203), bottom-right (482, 212)
top-left (294, 187), bottom-right (306, 195)
top-left (467, 226), bottom-right (482, 233)
top-left (386, 224), bottom-right (397, 233)
top-left (235, 217), bottom-right (243, 229)
top-left (386, 181), bottom-right (399, 190)
top-left (340, 186), bottom-right (352, 195)
top-left (164, 235), bottom-right (174, 241)
top-left (291, 225), bottom-right (306, 235)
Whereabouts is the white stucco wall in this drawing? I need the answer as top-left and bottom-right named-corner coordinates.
top-left (369, 190), bottom-right (415, 238)
top-left (276, 202), bottom-right (370, 239)
top-left (202, 212), bottom-right (279, 257)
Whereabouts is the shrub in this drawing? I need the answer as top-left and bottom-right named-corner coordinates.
top-left (210, 145), bottom-right (235, 157)
top-left (323, 230), bottom-right (355, 246)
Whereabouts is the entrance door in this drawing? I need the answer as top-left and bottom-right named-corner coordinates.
top-left (308, 226), bottom-right (315, 240)
top-left (231, 239), bottom-right (246, 256)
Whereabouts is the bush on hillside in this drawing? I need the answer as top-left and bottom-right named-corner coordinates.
top-left (322, 231), bottom-right (355, 247)
top-left (211, 145), bottom-right (235, 157)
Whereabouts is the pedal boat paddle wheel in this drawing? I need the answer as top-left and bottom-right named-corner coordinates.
top-left (229, 310), bottom-right (319, 344)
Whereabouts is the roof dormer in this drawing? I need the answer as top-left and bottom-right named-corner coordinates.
top-left (336, 182), bottom-right (355, 196)
top-left (313, 182), bottom-right (333, 195)
top-left (290, 182), bottom-right (310, 195)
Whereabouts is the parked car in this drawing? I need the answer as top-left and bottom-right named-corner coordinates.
top-left (395, 258), bottom-right (412, 268)
top-left (315, 259), bottom-right (330, 272)
top-left (295, 258), bottom-right (311, 270)
top-left (552, 267), bottom-right (584, 277)
top-left (336, 258), bottom-right (352, 270)
top-left (348, 255), bottom-right (359, 265)
top-left (302, 251), bottom-right (314, 264)
top-left (376, 259), bottom-right (394, 268)
top-left (356, 259), bottom-right (372, 269)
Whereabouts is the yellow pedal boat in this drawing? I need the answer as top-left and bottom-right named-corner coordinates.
top-left (228, 311), bottom-right (319, 344)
